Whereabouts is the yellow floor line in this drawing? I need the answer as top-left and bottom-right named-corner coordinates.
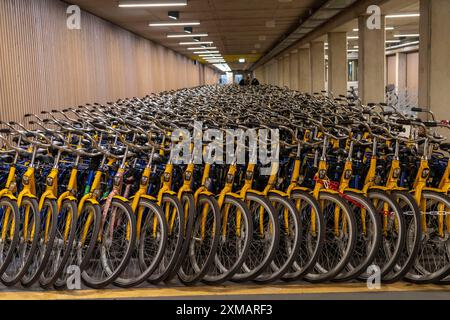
top-left (1, 282), bottom-right (450, 300)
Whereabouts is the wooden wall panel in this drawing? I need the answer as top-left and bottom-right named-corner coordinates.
top-left (0, 0), bottom-right (219, 121)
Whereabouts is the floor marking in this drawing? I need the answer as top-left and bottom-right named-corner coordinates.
top-left (1, 282), bottom-right (450, 300)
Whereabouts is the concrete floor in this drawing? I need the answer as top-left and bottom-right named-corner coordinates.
top-left (0, 282), bottom-right (450, 300)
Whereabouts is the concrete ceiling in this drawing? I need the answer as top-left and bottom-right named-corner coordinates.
top-left (68, 0), bottom-right (326, 71)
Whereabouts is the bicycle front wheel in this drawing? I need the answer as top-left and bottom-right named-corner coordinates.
top-left (333, 191), bottom-right (381, 282)
top-left (204, 195), bottom-right (252, 284)
top-left (255, 193), bottom-right (301, 284)
top-left (282, 190), bottom-right (325, 281)
top-left (148, 194), bottom-right (184, 284)
top-left (231, 192), bottom-right (278, 283)
top-left (0, 197), bottom-right (20, 277)
top-left (305, 192), bottom-right (356, 282)
top-left (82, 198), bottom-right (136, 289)
top-left (407, 191), bottom-right (450, 283)
top-left (114, 198), bottom-right (167, 288)
top-left (178, 194), bottom-right (220, 285)
top-left (40, 199), bottom-right (78, 289)
top-left (1, 197), bottom-right (40, 286)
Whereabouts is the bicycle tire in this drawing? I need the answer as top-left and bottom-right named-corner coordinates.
top-left (254, 193), bottom-right (301, 284)
top-left (406, 191), bottom-right (450, 283)
top-left (82, 198), bottom-right (136, 289)
top-left (0, 197), bottom-right (20, 277)
top-left (148, 194), bottom-right (184, 284)
top-left (385, 190), bottom-right (421, 283)
top-left (40, 199), bottom-right (78, 289)
top-left (53, 202), bottom-right (101, 290)
top-left (164, 192), bottom-right (195, 283)
top-left (1, 197), bottom-right (40, 286)
top-left (282, 190), bottom-right (325, 281)
top-left (178, 194), bottom-right (220, 285)
top-left (358, 190), bottom-right (405, 280)
top-left (203, 195), bottom-right (252, 284)
top-left (231, 192), bottom-right (278, 283)
top-left (114, 198), bottom-right (168, 288)
top-left (305, 192), bottom-right (356, 282)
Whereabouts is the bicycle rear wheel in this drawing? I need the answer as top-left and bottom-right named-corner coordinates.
top-left (178, 194), bottom-right (220, 285)
top-left (0, 197), bottom-right (20, 277)
top-left (82, 198), bottom-right (136, 289)
top-left (305, 192), bottom-right (356, 282)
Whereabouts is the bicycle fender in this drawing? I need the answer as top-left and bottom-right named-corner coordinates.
top-left (38, 191), bottom-right (57, 211)
top-left (368, 186), bottom-right (390, 192)
top-left (57, 193), bottom-right (77, 211)
top-left (0, 192), bottom-right (17, 201)
top-left (268, 189), bottom-right (289, 198)
top-left (343, 188), bottom-right (365, 195)
top-left (245, 190), bottom-right (264, 197)
top-left (422, 187), bottom-right (447, 193)
top-left (319, 189), bottom-right (340, 196)
top-left (288, 186), bottom-right (311, 196)
top-left (138, 194), bottom-right (158, 202)
top-left (112, 195), bottom-right (129, 203)
top-left (17, 192), bottom-right (37, 207)
top-left (226, 192), bottom-right (245, 200)
top-left (78, 196), bottom-right (99, 214)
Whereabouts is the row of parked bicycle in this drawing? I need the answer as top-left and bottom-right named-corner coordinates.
top-left (0, 85), bottom-right (449, 290)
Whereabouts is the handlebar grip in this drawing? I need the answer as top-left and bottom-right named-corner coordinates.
top-left (411, 107), bottom-right (424, 112)
top-left (0, 128), bottom-right (11, 134)
top-left (396, 119), bottom-right (411, 125)
top-left (423, 121), bottom-right (438, 128)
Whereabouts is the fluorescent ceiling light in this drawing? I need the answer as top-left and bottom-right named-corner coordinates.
top-left (347, 36), bottom-right (359, 39)
top-left (353, 27), bottom-right (394, 32)
top-left (194, 50), bottom-right (219, 54)
top-left (179, 41), bottom-right (213, 45)
top-left (347, 49), bottom-right (358, 52)
top-left (168, 33), bottom-right (208, 38)
top-left (188, 47), bottom-right (217, 50)
top-left (394, 34), bottom-right (419, 38)
top-left (149, 21), bottom-right (200, 27)
top-left (213, 64), bottom-right (231, 72)
top-left (386, 40), bottom-right (401, 43)
top-left (386, 13), bottom-right (420, 19)
top-left (198, 54), bottom-right (222, 57)
top-left (386, 41), bottom-right (419, 50)
top-left (119, 0), bottom-right (187, 7)
top-left (239, 58), bottom-right (246, 63)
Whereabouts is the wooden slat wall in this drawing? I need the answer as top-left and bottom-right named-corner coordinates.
top-left (0, 0), bottom-right (220, 122)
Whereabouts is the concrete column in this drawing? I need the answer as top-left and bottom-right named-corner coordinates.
top-left (298, 48), bottom-right (311, 93)
top-left (419, 0), bottom-right (450, 121)
top-left (290, 50), bottom-right (299, 90)
top-left (278, 58), bottom-right (284, 86)
top-left (396, 53), bottom-right (407, 92)
top-left (328, 32), bottom-right (348, 97)
top-left (310, 41), bottom-right (325, 93)
top-left (283, 55), bottom-right (290, 88)
top-left (358, 15), bottom-right (386, 104)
